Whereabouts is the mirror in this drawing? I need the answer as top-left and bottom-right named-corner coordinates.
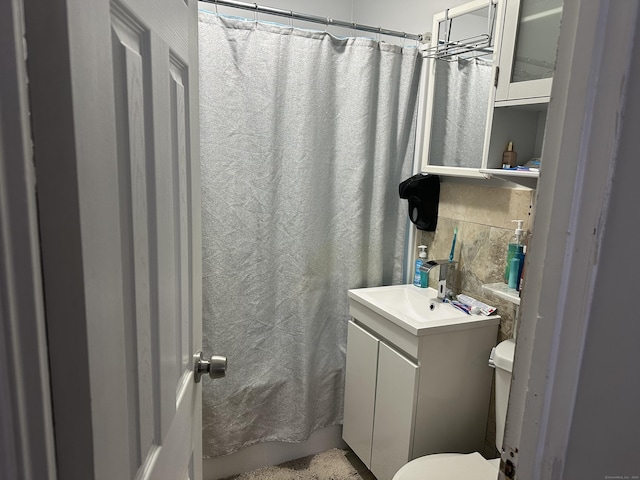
top-left (422, 2), bottom-right (497, 170)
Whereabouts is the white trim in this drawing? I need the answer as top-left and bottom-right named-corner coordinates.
top-left (404, 51), bottom-right (430, 284)
top-left (503, 1), bottom-right (640, 478)
top-left (0, 0), bottom-right (57, 479)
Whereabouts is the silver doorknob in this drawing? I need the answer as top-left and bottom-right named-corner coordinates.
top-left (193, 351), bottom-right (227, 383)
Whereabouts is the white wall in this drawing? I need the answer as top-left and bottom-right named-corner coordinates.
top-left (199, 0), bottom-right (474, 42)
top-left (352, 0), bottom-right (471, 41)
top-left (200, 0), bottom-right (353, 18)
top-left (198, 0), bottom-right (354, 36)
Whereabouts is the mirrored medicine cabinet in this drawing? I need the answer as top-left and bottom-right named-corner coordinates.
top-left (419, 0), bottom-right (563, 189)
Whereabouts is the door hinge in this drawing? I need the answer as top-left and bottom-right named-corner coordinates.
top-left (494, 66), bottom-right (500, 87)
top-left (501, 445), bottom-right (518, 480)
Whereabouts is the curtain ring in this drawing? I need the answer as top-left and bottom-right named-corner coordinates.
top-left (289, 10), bottom-right (293, 28)
top-left (350, 21), bottom-right (356, 38)
top-left (325, 17), bottom-right (330, 33)
top-left (214, 0), bottom-right (218, 15)
top-left (253, 3), bottom-right (258, 23)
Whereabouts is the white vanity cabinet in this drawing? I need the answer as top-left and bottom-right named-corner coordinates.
top-left (343, 321), bottom-right (419, 480)
top-left (343, 289), bottom-right (500, 480)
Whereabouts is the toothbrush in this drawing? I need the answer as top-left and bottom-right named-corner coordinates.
top-left (449, 228), bottom-right (458, 262)
top-left (445, 299), bottom-right (471, 315)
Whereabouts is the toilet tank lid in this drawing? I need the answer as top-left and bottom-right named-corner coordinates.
top-left (493, 339), bottom-right (515, 372)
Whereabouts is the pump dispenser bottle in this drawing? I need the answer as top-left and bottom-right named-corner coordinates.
top-left (414, 245), bottom-right (428, 288)
top-left (504, 220), bottom-right (525, 284)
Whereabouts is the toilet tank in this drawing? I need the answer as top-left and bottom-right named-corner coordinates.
top-left (491, 339), bottom-right (515, 452)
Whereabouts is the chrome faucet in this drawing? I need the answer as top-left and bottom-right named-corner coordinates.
top-left (419, 259), bottom-right (457, 300)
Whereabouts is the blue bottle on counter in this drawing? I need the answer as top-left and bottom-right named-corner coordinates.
top-left (413, 245), bottom-right (428, 288)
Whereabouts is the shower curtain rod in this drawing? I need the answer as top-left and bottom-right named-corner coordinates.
top-left (200, 0), bottom-right (424, 42)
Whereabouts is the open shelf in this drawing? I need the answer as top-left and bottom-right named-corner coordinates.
top-left (482, 282), bottom-right (521, 306)
top-left (479, 168), bottom-right (538, 189)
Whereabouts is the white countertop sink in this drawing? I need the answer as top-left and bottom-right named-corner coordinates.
top-left (348, 284), bottom-right (500, 336)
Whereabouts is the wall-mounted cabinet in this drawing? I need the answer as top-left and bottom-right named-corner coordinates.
top-left (419, 0), bottom-right (563, 189)
top-left (494, 0), bottom-right (563, 103)
top-left (480, 99), bottom-right (547, 189)
top-left (419, 0), bottom-right (499, 180)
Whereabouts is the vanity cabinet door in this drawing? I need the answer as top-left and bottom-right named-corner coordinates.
top-left (342, 321), bottom-right (379, 468)
top-left (370, 342), bottom-right (419, 480)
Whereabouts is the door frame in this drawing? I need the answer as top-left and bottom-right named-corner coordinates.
top-left (0, 0), bottom-right (57, 479)
top-left (501, 1), bottom-right (640, 478)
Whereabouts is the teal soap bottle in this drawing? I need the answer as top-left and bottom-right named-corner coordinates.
top-left (504, 220), bottom-right (525, 285)
top-left (413, 245), bottom-right (428, 288)
top-left (508, 249), bottom-right (525, 289)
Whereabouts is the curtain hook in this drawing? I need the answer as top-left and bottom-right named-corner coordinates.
top-left (254, 3), bottom-right (258, 23)
top-left (289, 10), bottom-right (293, 28)
top-left (325, 17), bottom-right (330, 34)
top-left (214, 0), bottom-right (218, 15)
top-left (351, 21), bottom-right (356, 38)
top-left (377, 27), bottom-right (382, 43)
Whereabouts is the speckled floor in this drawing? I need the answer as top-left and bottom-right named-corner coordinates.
top-left (220, 448), bottom-right (377, 480)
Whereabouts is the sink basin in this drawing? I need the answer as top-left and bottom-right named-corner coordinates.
top-left (348, 284), bottom-right (500, 336)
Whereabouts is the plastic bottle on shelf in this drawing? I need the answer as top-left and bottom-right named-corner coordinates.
top-left (504, 220), bottom-right (525, 285)
top-left (502, 141), bottom-right (518, 168)
top-left (508, 249), bottom-right (525, 290)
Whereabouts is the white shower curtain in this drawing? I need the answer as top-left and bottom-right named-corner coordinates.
top-left (199, 12), bottom-right (422, 457)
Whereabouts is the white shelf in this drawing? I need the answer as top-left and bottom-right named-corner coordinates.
top-left (494, 97), bottom-right (550, 108)
top-left (479, 168), bottom-right (538, 189)
top-left (482, 282), bottom-right (521, 306)
top-left (423, 165), bottom-right (486, 179)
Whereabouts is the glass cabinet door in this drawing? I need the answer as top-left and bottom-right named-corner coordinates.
top-left (496, 0), bottom-right (563, 102)
top-left (420, 0), bottom-right (497, 176)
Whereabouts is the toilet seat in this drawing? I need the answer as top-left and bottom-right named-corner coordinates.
top-left (392, 452), bottom-right (499, 480)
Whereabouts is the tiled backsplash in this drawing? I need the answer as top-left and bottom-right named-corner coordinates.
top-left (418, 181), bottom-right (535, 458)
top-left (419, 181), bottom-right (535, 342)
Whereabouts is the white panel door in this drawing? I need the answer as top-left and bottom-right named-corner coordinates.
top-left (342, 321), bottom-right (380, 468)
top-left (370, 342), bottom-right (419, 480)
top-left (26, 0), bottom-right (206, 479)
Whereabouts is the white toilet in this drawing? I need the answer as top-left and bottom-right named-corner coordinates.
top-left (392, 339), bottom-right (516, 480)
